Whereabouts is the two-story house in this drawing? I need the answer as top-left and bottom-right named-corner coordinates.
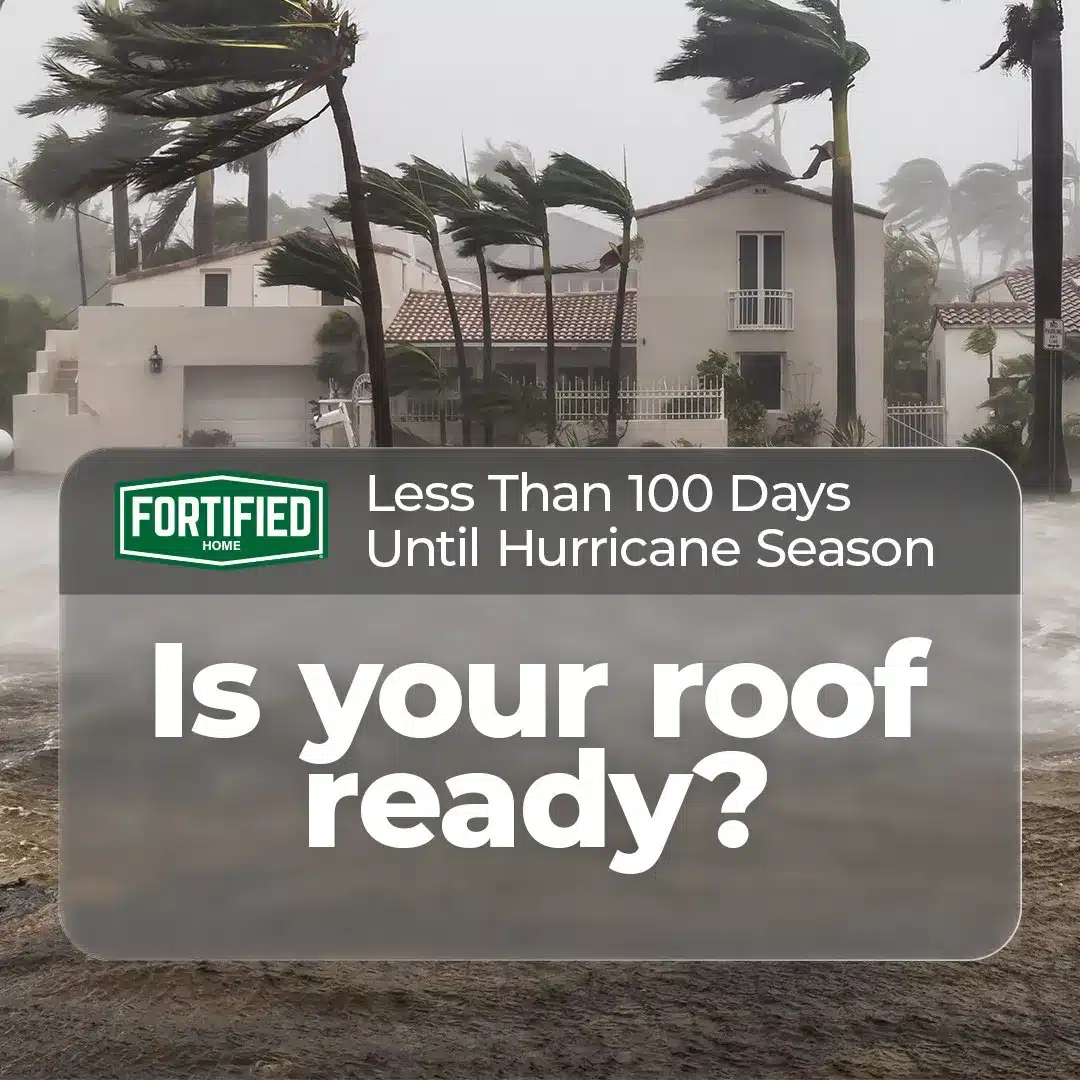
top-left (12, 231), bottom-right (478, 473)
top-left (634, 177), bottom-right (886, 432)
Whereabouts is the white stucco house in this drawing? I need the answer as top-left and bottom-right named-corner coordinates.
top-left (930, 256), bottom-right (1080, 445)
top-left (11, 231), bottom-right (478, 473)
top-left (633, 177), bottom-right (887, 436)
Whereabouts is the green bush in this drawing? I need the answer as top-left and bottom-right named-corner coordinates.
top-left (669, 349), bottom-right (769, 444)
top-left (183, 428), bottom-right (235, 448)
top-left (960, 421), bottom-right (1026, 471)
top-left (772, 403), bottom-right (825, 446)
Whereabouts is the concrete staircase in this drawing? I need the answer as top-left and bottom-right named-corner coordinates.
top-left (52, 359), bottom-right (79, 414)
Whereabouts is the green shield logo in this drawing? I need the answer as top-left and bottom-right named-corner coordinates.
top-left (115, 472), bottom-right (328, 569)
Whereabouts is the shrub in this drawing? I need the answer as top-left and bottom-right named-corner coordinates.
top-left (183, 428), bottom-right (235, 447)
top-left (960, 421), bottom-right (1026, 471)
top-left (772, 403), bottom-right (825, 446)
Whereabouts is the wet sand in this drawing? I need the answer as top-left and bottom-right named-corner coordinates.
top-left (1, 724), bottom-right (1078, 1078)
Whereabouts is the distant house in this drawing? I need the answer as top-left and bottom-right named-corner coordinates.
top-left (376, 212), bottom-right (635, 297)
top-left (634, 177), bottom-right (886, 431)
top-left (386, 289), bottom-right (637, 386)
top-left (930, 256), bottom-right (1080, 444)
top-left (12, 231), bottom-right (478, 472)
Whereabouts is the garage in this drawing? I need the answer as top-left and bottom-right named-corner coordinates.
top-left (183, 366), bottom-right (322, 448)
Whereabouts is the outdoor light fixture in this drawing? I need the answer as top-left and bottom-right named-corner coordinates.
top-left (148, 346), bottom-right (163, 375)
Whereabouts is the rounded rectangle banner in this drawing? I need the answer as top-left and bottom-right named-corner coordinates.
top-left (59, 448), bottom-right (1021, 961)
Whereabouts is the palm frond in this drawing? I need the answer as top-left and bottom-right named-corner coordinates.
top-left (447, 205), bottom-right (541, 252)
top-left (657, 0), bottom-right (860, 102)
top-left (137, 178), bottom-right (195, 257)
top-left (489, 260), bottom-right (594, 282)
top-left (543, 152), bottom-right (634, 224)
top-left (125, 111), bottom-right (319, 198)
top-left (398, 157), bottom-right (478, 218)
top-left (387, 343), bottom-right (445, 396)
top-left (360, 167), bottom-right (438, 242)
top-left (258, 231), bottom-right (363, 304)
top-left (703, 159), bottom-right (796, 190)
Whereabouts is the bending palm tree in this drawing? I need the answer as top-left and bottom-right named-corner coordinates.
top-left (398, 156), bottom-right (499, 446)
top-left (330, 168), bottom-right (474, 444)
top-left (452, 161), bottom-right (559, 443)
top-left (658, 0), bottom-right (870, 436)
top-left (544, 153), bottom-right (636, 445)
top-left (27, 0), bottom-right (394, 445)
top-left (952, 0), bottom-right (1069, 491)
top-left (880, 158), bottom-right (967, 278)
top-left (452, 160), bottom-right (593, 444)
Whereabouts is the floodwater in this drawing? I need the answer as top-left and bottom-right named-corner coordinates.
top-left (3, 472), bottom-right (1078, 746)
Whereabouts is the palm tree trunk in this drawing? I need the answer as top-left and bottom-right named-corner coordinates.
top-left (947, 227), bottom-right (964, 281)
top-left (607, 224), bottom-right (633, 445)
top-left (73, 204), bottom-right (88, 306)
top-left (1022, 1), bottom-right (1071, 492)
top-left (193, 170), bottom-right (215, 257)
top-left (325, 76), bottom-right (392, 447)
top-left (477, 254), bottom-right (495, 446)
top-left (432, 245), bottom-right (472, 446)
top-left (111, 184), bottom-right (131, 276)
top-left (246, 149), bottom-right (270, 244)
top-left (543, 242), bottom-right (557, 444)
top-left (771, 106), bottom-right (784, 159)
top-left (830, 86), bottom-right (858, 436)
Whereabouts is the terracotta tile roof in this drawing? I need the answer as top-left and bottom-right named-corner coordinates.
top-left (637, 178), bottom-right (887, 221)
top-left (942, 255), bottom-right (1080, 332)
top-left (387, 289), bottom-right (637, 345)
top-left (935, 301), bottom-right (1033, 329)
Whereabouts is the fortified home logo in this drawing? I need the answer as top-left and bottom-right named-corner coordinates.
top-left (115, 473), bottom-right (328, 569)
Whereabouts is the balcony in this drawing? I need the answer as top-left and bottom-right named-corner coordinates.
top-left (728, 289), bottom-right (794, 331)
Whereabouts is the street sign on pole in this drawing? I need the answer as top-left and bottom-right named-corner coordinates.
top-left (1044, 318), bottom-right (1065, 351)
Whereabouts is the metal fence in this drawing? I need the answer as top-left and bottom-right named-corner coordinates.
top-left (885, 403), bottom-right (948, 447)
top-left (390, 378), bottom-right (726, 425)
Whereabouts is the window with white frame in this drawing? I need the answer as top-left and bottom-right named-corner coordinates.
top-left (739, 352), bottom-right (784, 411)
top-left (737, 232), bottom-right (784, 292)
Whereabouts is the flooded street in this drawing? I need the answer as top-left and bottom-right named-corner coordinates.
top-left (1, 470), bottom-right (1080, 1077)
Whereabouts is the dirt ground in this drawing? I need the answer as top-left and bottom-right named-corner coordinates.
top-left (2, 741), bottom-right (1080, 1079)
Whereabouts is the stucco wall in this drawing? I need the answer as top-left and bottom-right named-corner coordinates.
top-left (935, 322), bottom-right (1080, 444)
top-left (109, 247), bottom-right (463, 326)
top-left (13, 306), bottom-right (339, 473)
top-left (635, 186), bottom-right (885, 435)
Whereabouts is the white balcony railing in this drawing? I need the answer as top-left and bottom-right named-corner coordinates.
top-left (728, 289), bottom-right (794, 331)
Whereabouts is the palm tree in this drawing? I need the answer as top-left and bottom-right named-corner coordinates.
top-left (451, 159), bottom-right (594, 444)
top-left (950, 162), bottom-right (1031, 274)
top-left (543, 153), bottom-right (636, 445)
top-left (25, 0), bottom-right (395, 445)
top-left (329, 168), bottom-right (474, 444)
top-left (953, 0), bottom-right (1069, 491)
top-left (398, 156), bottom-right (499, 446)
top-left (657, 0), bottom-right (870, 437)
top-left (880, 159), bottom-right (967, 277)
top-left (387, 344), bottom-right (453, 446)
top-left (452, 161), bottom-right (558, 442)
top-left (702, 84), bottom-right (790, 185)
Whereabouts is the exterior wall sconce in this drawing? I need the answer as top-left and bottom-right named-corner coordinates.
top-left (148, 346), bottom-right (163, 374)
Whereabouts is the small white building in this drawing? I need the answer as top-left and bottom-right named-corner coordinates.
top-left (634, 177), bottom-right (886, 435)
top-left (930, 256), bottom-right (1080, 445)
top-left (12, 231), bottom-right (478, 473)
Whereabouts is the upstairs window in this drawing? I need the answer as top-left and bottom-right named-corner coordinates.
top-left (320, 290), bottom-right (345, 306)
top-left (203, 272), bottom-right (229, 307)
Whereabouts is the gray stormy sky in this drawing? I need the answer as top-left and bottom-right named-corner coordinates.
top-left (0, 1), bottom-right (1070, 224)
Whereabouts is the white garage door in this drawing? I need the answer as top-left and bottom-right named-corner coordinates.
top-left (184, 366), bottom-right (319, 448)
